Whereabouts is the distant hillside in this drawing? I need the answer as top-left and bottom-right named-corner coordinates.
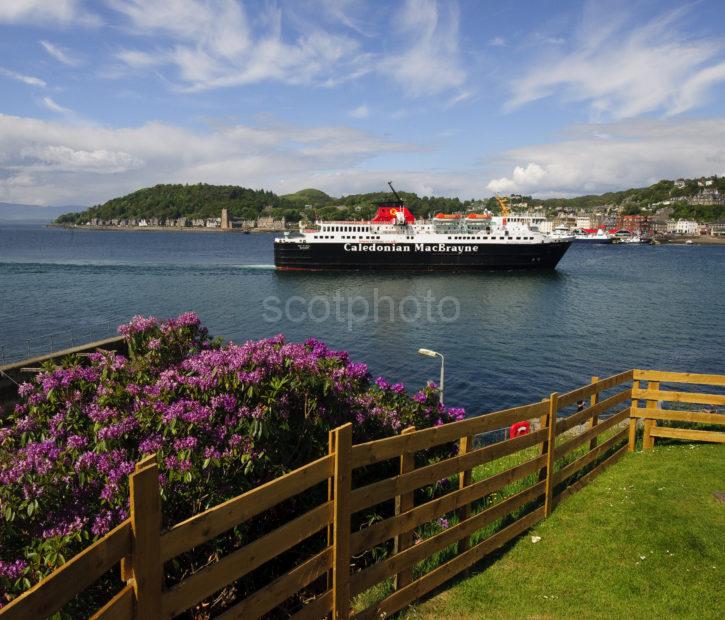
top-left (55, 184), bottom-right (294, 225)
top-left (54, 176), bottom-right (725, 225)
top-left (55, 183), bottom-right (471, 224)
top-left (535, 176), bottom-right (725, 221)
top-left (0, 203), bottom-right (79, 222)
top-left (280, 188), bottom-right (333, 207)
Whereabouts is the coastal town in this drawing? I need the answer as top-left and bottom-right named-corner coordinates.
top-left (67, 175), bottom-right (725, 242)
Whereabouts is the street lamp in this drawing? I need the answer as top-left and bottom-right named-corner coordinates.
top-left (418, 348), bottom-right (444, 405)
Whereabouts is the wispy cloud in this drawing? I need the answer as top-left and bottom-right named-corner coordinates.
top-left (40, 96), bottom-right (73, 115)
top-left (378, 0), bottom-right (466, 97)
top-left (0, 67), bottom-right (46, 87)
top-left (0, 0), bottom-right (100, 26)
top-left (39, 40), bottom-right (82, 66)
top-left (445, 90), bottom-right (473, 108)
top-left (488, 36), bottom-right (506, 47)
top-left (0, 113), bottom-right (418, 205)
top-left (109, 0), bottom-right (365, 91)
top-left (486, 118), bottom-right (725, 195)
top-left (348, 104), bottom-right (370, 119)
top-left (507, 3), bottom-right (725, 119)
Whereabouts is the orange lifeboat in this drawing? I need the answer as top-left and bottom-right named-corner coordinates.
top-left (434, 213), bottom-right (462, 219)
top-left (465, 213), bottom-right (492, 220)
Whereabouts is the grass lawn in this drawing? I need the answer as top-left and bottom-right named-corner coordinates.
top-left (403, 443), bottom-right (725, 620)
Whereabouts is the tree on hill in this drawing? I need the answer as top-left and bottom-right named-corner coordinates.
top-left (54, 175), bottom-right (723, 225)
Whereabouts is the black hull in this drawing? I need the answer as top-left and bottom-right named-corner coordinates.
top-left (274, 241), bottom-right (571, 271)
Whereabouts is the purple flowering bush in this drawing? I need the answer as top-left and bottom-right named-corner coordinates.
top-left (0, 313), bottom-right (464, 611)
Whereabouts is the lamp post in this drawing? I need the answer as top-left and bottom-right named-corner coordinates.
top-left (418, 348), bottom-right (444, 405)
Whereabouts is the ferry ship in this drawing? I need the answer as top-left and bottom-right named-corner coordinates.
top-left (274, 187), bottom-right (572, 271)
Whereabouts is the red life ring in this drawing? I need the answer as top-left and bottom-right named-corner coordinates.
top-left (510, 421), bottom-right (530, 438)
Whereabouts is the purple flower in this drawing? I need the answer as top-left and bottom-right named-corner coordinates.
top-left (97, 417), bottom-right (138, 441)
top-left (0, 559), bottom-right (27, 580)
top-left (391, 383), bottom-right (405, 394)
top-left (118, 315), bottom-right (159, 336)
top-left (413, 391), bottom-right (427, 404)
top-left (173, 436), bottom-right (198, 452)
top-left (446, 407), bottom-right (466, 421)
top-left (210, 394), bottom-right (237, 413)
top-left (17, 383), bottom-right (34, 397)
top-left (66, 435), bottom-right (87, 450)
top-left (139, 434), bottom-right (164, 454)
top-left (375, 376), bottom-right (390, 391)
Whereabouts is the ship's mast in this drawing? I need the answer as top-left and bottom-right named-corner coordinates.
top-left (388, 181), bottom-right (403, 205)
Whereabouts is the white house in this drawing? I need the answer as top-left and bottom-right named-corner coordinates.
top-left (667, 219), bottom-right (700, 235)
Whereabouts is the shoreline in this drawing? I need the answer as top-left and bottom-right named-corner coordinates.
top-left (46, 224), bottom-right (725, 244)
top-left (47, 224), bottom-right (288, 234)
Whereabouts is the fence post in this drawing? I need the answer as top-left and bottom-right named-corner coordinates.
top-left (643, 381), bottom-right (659, 450)
top-left (394, 426), bottom-right (416, 590)
top-left (588, 376), bottom-right (600, 450)
top-left (128, 453), bottom-right (163, 619)
top-left (538, 397), bottom-right (549, 482)
top-left (331, 423), bottom-right (352, 620)
top-left (544, 393), bottom-right (559, 517)
top-left (629, 378), bottom-right (640, 451)
top-left (457, 433), bottom-right (474, 559)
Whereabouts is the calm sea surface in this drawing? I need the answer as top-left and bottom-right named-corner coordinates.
top-left (1, 223), bottom-right (723, 414)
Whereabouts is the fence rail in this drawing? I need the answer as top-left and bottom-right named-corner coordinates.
top-left (1, 367), bottom-right (723, 619)
top-left (630, 369), bottom-right (725, 448)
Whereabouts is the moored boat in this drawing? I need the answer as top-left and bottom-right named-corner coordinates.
top-left (571, 228), bottom-right (613, 244)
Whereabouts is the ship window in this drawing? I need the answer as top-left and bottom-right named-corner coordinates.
top-left (516, 237), bottom-right (521, 240)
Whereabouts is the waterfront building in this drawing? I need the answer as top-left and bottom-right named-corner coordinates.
top-left (689, 188), bottom-right (722, 206)
top-left (711, 218), bottom-right (725, 237)
top-left (257, 215), bottom-right (287, 230)
top-left (667, 219), bottom-right (700, 235)
top-left (616, 214), bottom-right (653, 236)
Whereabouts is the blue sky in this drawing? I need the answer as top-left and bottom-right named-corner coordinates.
top-left (1, 0), bottom-right (724, 206)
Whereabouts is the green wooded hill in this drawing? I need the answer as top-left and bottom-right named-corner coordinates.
top-left (55, 176), bottom-right (724, 225)
top-left (280, 188), bottom-right (335, 207)
top-left (55, 184), bottom-right (471, 224)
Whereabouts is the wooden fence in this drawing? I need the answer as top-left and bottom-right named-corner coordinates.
top-left (1, 368), bottom-right (723, 619)
top-left (630, 370), bottom-right (725, 447)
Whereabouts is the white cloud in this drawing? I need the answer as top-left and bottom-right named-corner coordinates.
top-left (115, 49), bottom-right (164, 68)
top-left (0, 113), bottom-right (419, 205)
top-left (0, 67), bottom-right (46, 87)
top-left (0, 0), bottom-right (99, 26)
top-left (109, 0), bottom-right (365, 91)
top-left (20, 144), bottom-right (143, 173)
top-left (348, 104), bottom-right (370, 119)
top-left (445, 90), bottom-right (473, 108)
top-left (488, 37), bottom-right (506, 47)
top-left (39, 40), bottom-right (82, 66)
top-left (40, 96), bottom-right (73, 115)
top-left (486, 118), bottom-right (725, 196)
top-left (378, 0), bottom-right (465, 96)
top-left (507, 4), bottom-right (725, 118)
